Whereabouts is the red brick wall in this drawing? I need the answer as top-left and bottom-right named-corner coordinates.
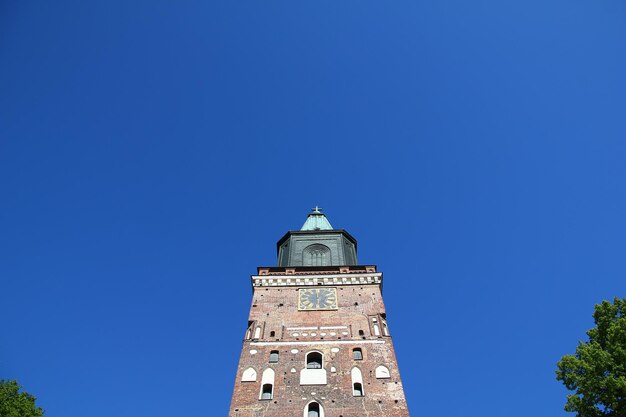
top-left (228, 270), bottom-right (411, 417)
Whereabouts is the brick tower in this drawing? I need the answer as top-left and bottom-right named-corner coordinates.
top-left (228, 208), bottom-right (411, 417)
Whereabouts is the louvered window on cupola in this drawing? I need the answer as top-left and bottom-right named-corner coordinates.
top-left (351, 367), bottom-right (364, 396)
top-left (353, 348), bottom-right (363, 360)
top-left (269, 350), bottom-right (279, 363)
top-left (303, 244), bottom-right (331, 266)
top-left (259, 368), bottom-right (275, 400)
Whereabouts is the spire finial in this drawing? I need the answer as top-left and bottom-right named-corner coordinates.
top-left (311, 205), bottom-right (323, 214)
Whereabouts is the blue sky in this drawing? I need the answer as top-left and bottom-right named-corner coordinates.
top-left (1, 1), bottom-right (625, 416)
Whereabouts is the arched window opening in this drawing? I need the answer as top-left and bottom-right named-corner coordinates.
top-left (245, 321), bottom-right (254, 339)
top-left (270, 330), bottom-right (276, 338)
top-left (371, 318), bottom-right (380, 336)
top-left (259, 368), bottom-right (275, 400)
top-left (269, 350), bottom-right (279, 363)
top-left (351, 367), bottom-right (364, 397)
top-left (358, 330), bottom-right (365, 336)
top-left (306, 352), bottom-right (323, 369)
top-left (382, 320), bottom-right (389, 336)
top-left (353, 348), bottom-right (363, 360)
top-left (303, 244), bottom-right (331, 267)
top-left (381, 314), bottom-right (389, 336)
top-left (254, 326), bottom-right (262, 339)
top-left (307, 402), bottom-right (321, 417)
top-left (261, 384), bottom-right (273, 400)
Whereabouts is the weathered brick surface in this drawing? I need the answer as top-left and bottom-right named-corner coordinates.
top-left (229, 267), bottom-right (411, 417)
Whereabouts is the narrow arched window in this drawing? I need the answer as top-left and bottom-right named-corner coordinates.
top-left (358, 329), bottom-right (365, 336)
top-left (351, 367), bottom-right (364, 397)
top-left (372, 317), bottom-right (380, 336)
top-left (353, 348), bottom-right (363, 360)
top-left (254, 326), bottom-right (262, 339)
top-left (307, 402), bottom-right (321, 417)
top-left (306, 352), bottom-right (323, 369)
top-left (269, 350), bottom-right (279, 363)
top-left (270, 330), bottom-right (276, 338)
top-left (261, 384), bottom-right (272, 400)
top-left (259, 368), bottom-right (275, 400)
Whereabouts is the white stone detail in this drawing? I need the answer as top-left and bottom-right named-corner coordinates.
top-left (300, 368), bottom-right (327, 385)
top-left (330, 348), bottom-right (339, 353)
top-left (250, 349), bottom-right (258, 355)
top-left (252, 273), bottom-right (383, 288)
top-left (291, 349), bottom-right (299, 354)
top-left (375, 365), bottom-right (391, 379)
top-left (241, 367), bottom-right (256, 382)
top-left (250, 340), bottom-right (385, 347)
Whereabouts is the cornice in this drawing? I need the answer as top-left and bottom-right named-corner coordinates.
top-left (251, 272), bottom-right (383, 288)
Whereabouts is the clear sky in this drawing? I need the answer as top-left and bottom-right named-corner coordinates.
top-left (1, 1), bottom-right (625, 417)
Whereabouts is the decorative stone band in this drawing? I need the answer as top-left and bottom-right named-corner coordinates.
top-left (249, 340), bottom-right (386, 347)
top-left (251, 272), bottom-right (383, 288)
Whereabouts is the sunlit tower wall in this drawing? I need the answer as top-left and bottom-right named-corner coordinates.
top-left (228, 208), bottom-right (411, 417)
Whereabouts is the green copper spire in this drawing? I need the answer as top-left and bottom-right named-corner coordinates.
top-left (300, 206), bottom-right (333, 231)
top-left (277, 207), bottom-right (357, 266)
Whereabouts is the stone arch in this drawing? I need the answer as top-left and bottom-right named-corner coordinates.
top-left (302, 244), bottom-right (331, 266)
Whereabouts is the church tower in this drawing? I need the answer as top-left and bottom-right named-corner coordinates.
top-left (228, 208), bottom-right (411, 417)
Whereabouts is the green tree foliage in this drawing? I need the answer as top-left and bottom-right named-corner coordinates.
top-left (0, 380), bottom-right (44, 417)
top-left (556, 298), bottom-right (626, 417)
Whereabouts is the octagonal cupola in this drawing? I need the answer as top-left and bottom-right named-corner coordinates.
top-left (276, 207), bottom-right (357, 267)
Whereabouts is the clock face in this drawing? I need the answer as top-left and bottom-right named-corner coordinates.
top-left (298, 288), bottom-right (338, 310)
